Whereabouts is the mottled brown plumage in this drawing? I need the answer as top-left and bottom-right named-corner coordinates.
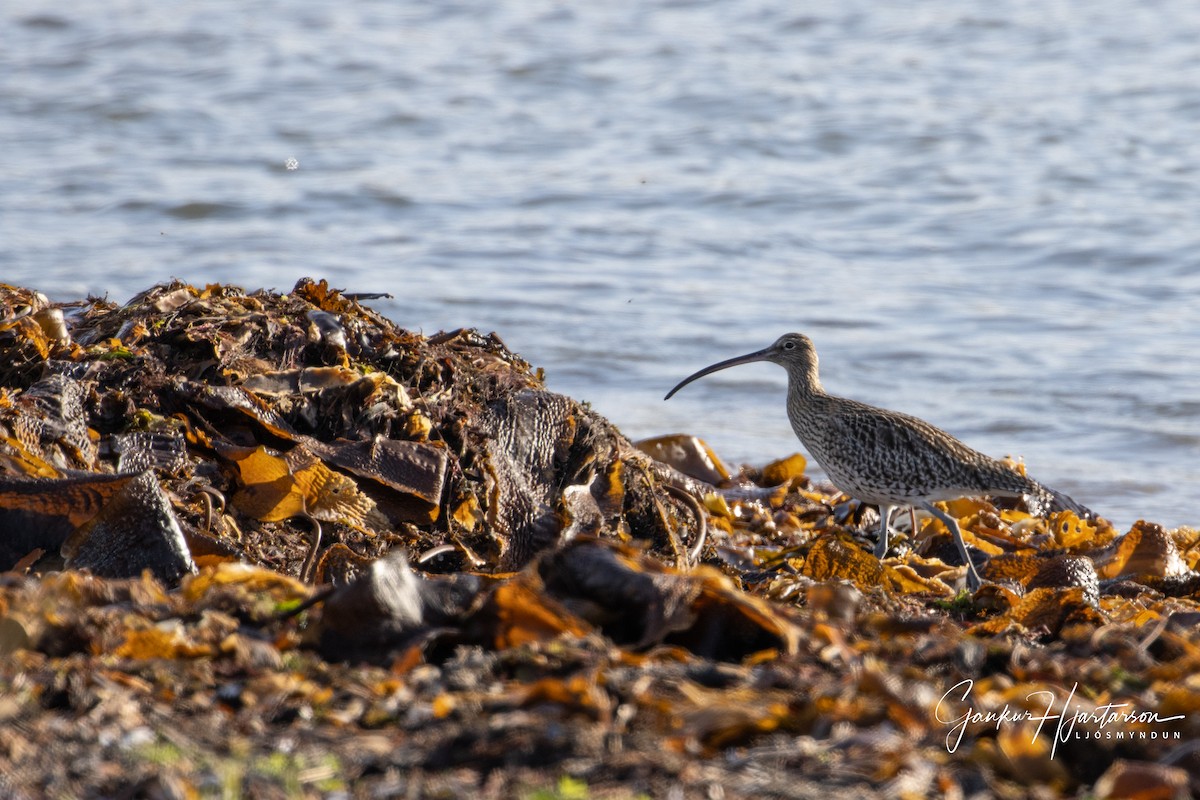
top-left (666, 332), bottom-right (1093, 590)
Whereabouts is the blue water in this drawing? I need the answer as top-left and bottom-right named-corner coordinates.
top-left (3, 0), bottom-right (1198, 529)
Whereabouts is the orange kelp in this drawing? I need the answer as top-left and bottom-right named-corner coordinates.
top-left (0, 279), bottom-right (1198, 799)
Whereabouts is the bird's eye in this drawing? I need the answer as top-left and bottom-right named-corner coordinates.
top-left (783, 341), bottom-right (796, 350)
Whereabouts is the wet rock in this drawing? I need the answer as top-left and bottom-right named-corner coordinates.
top-left (317, 553), bottom-right (425, 656)
top-left (316, 552), bottom-right (481, 661)
top-left (1027, 554), bottom-right (1100, 606)
top-left (537, 538), bottom-right (799, 659)
top-left (62, 471), bottom-right (195, 584)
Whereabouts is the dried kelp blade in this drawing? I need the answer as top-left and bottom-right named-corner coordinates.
top-left (197, 385), bottom-right (448, 521)
top-left (635, 434), bottom-right (730, 485)
top-left (803, 532), bottom-right (886, 588)
top-left (227, 444), bottom-right (383, 528)
top-left (304, 437), bottom-right (447, 512)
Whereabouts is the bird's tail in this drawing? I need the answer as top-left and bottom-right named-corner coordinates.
top-left (1024, 476), bottom-right (1095, 520)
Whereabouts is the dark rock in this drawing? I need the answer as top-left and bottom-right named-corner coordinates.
top-left (61, 471), bottom-right (195, 584)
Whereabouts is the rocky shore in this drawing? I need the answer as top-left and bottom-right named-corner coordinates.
top-left (1, 279), bottom-right (1197, 799)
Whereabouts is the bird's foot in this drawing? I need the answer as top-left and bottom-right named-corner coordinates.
top-left (964, 563), bottom-right (983, 593)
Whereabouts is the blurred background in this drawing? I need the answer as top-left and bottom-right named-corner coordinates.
top-left (3, 0), bottom-right (1198, 529)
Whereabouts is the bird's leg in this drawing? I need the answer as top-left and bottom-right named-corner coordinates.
top-left (919, 501), bottom-right (982, 591)
top-left (873, 505), bottom-right (894, 558)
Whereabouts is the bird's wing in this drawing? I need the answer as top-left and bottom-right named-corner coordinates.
top-left (816, 398), bottom-right (1093, 515)
top-left (822, 399), bottom-right (1023, 495)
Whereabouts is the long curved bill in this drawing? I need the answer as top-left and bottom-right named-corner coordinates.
top-left (664, 348), bottom-right (772, 400)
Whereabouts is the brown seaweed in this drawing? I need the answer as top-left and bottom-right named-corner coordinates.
top-left (0, 278), bottom-right (1198, 799)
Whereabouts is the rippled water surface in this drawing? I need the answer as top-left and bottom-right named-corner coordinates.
top-left (4, 0), bottom-right (1199, 529)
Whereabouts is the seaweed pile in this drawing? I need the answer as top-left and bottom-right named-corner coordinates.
top-left (0, 280), bottom-right (1197, 799)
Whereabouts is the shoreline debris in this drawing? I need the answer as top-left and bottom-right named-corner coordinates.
top-left (1, 279), bottom-right (1197, 799)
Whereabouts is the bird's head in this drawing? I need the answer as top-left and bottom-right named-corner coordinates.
top-left (664, 332), bottom-right (820, 400)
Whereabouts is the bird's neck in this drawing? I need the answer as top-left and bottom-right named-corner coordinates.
top-left (786, 365), bottom-right (825, 401)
